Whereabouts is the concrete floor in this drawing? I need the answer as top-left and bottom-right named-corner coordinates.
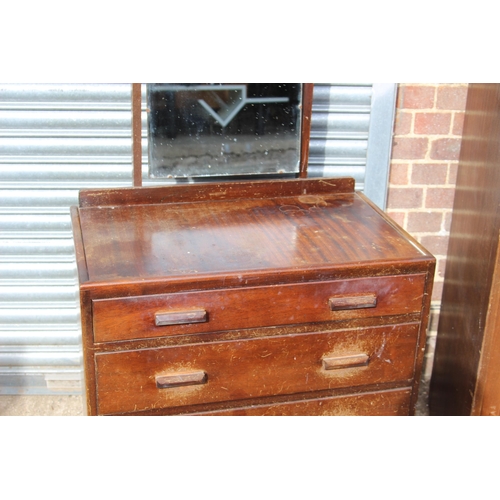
top-left (0, 394), bottom-right (84, 416)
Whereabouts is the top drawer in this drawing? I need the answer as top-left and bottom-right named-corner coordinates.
top-left (92, 274), bottom-right (426, 343)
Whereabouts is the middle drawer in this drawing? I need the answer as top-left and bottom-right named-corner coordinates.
top-left (93, 274), bottom-right (425, 343)
top-left (95, 322), bottom-right (420, 415)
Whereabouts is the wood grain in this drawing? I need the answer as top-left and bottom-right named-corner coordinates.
top-left (72, 177), bottom-right (435, 416)
top-left (156, 370), bottom-right (207, 389)
top-left (92, 275), bottom-right (426, 343)
top-left (194, 388), bottom-right (412, 416)
top-left (299, 84), bottom-right (313, 178)
top-left (322, 353), bottom-right (370, 370)
top-left (430, 84), bottom-right (500, 415)
top-left (95, 322), bottom-right (420, 415)
top-left (329, 293), bottom-right (377, 311)
top-left (472, 232), bottom-right (500, 415)
top-left (155, 308), bottom-right (207, 327)
top-left (77, 186), bottom-right (429, 284)
top-left (78, 177), bottom-right (355, 208)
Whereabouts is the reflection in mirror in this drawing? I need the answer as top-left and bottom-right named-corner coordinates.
top-left (147, 84), bottom-right (302, 179)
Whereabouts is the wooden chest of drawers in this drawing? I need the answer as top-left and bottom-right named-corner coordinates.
top-left (71, 177), bottom-right (434, 416)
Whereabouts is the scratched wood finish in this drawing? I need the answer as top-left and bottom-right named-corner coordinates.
top-left (472, 233), bottom-right (500, 415)
top-left (95, 322), bottom-right (420, 415)
top-left (299, 84), bottom-right (314, 177)
top-left (194, 388), bottom-right (412, 416)
top-left (92, 275), bottom-right (426, 343)
top-left (430, 84), bottom-right (500, 415)
top-left (71, 177), bottom-right (435, 415)
top-left (79, 177), bottom-right (355, 207)
top-left (77, 186), bottom-right (429, 285)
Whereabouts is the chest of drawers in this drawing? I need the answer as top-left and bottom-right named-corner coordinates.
top-left (71, 177), bottom-right (434, 416)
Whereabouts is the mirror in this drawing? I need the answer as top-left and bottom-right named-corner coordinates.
top-left (146, 83), bottom-right (304, 180)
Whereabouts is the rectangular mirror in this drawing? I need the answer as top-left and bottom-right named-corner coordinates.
top-left (146, 83), bottom-right (306, 180)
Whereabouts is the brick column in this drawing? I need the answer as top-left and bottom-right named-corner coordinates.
top-left (386, 83), bottom-right (468, 378)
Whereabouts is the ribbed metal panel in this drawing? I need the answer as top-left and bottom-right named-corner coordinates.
top-left (0, 83), bottom-right (134, 394)
top-left (308, 84), bottom-right (372, 190)
top-left (308, 83), bottom-right (397, 208)
top-left (0, 83), bottom-right (394, 395)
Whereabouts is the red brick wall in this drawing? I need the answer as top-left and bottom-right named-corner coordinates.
top-left (386, 83), bottom-right (468, 377)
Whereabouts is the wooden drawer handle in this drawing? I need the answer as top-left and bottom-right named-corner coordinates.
top-left (156, 370), bottom-right (207, 388)
top-left (155, 308), bottom-right (207, 326)
top-left (322, 354), bottom-right (370, 370)
top-left (329, 293), bottom-right (377, 311)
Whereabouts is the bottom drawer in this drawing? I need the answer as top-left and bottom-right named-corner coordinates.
top-left (193, 388), bottom-right (412, 416)
top-left (95, 322), bottom-right (419, 415)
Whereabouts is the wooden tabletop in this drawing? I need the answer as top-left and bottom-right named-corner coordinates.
top-left (75, 184), bottom-right (430, 285)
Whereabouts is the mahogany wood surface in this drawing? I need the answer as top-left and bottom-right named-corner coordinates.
top-left (77, 182), bottom-right (429, 286)
top-left (78, 177), bottom-right (355, 207)
top-left (92, 275), bottom-right (426, 343)
top-left (155, 308), bottom-right (207, 327)
top-left (322, 353), bottom-right (370, 370)
top-left (70, 207), bottom-right (89, 284)
top-left (195, 388), bottom-right (412, 416)
top-left (95, 322), bottom-right (419, 415)
top-left (299, 84), bottom-right (313, 178)
top-left (329, 293), bottom-right (377, 310)
top-left (71, 177), bottom-right (435, 415)
top-left (472, 233), bottom-right (500, 415)
top-left (90, 314), bottom-right (422, 355)
top-left (156, 370), bottom-right (207, 389)
top-left (430, 84), bottom-right (500, 415)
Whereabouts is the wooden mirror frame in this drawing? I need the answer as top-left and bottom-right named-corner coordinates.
top-left (131, 83), bottom-right (313, 187)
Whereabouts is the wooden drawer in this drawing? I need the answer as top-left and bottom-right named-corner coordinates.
top-left (92, 274), bottom-right (426, 343)
top-left (95, 322), bottom-right (420, 415)
top-left (193, 388), bottom-right (412, 416)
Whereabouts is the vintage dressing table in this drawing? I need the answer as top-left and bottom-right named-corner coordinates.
top-left (71, 84), bottom-right (434, 415)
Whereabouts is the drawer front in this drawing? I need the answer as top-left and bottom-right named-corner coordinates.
top-left (193, 388), bottom-right (412, 416)
top-left (93, 274), bottom-right (426, 343)
top-left (95, 322), bottom-right (419, 415)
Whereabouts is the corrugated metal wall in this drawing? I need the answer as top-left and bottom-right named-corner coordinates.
top-left (0, 84), bottom-right (133, 394)
top-left (0, 83), bottom-right (395, 394)
top-left (308, 83), bottom-right (372, 188)
top-left (308, 83), bottom-right (396, 210)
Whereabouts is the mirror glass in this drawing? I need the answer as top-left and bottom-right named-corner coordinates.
top-left (147, 83), bottom-right (302, 179)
